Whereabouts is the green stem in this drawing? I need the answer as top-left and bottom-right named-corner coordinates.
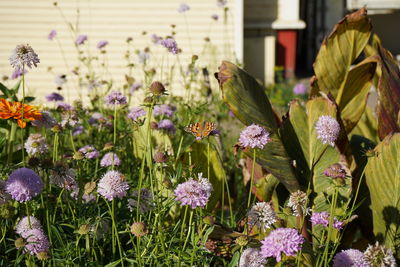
top-left (247, 149), bottom-right (257, 209)
top-left (7, 122), bottom-right (17, 165)
top-left (21, 65), bottom-right (26, 166)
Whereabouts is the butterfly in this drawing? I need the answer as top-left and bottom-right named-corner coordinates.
top-left (185, 122), bottom-right (216, 140)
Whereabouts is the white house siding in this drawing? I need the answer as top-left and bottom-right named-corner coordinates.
top-left (0, 0), bottom-right (237, 105)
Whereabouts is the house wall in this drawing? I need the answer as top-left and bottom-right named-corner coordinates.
top-left (0, 0), bottom-right (237, 105)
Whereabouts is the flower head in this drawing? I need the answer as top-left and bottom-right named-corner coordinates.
top-left (9, 44), bottom-right (40, 70)
top-left (54, 74), bottom-right (67, 86)
top-left (5, 168), bottom-right (43, 202)
top-left (78, 145), bottom-right (100, 159)
top-left (46, 92), bottom-right (64, 102)
top-left (293, 83), bottom-right (307, 95)
top-left (239, 248), bottom-right (265, 267)
top-left (57, 102), bottom-right (73, 111)
top-left (21, 229), bottom-right (50, 255)
top-left (97, 170), bottom-right (129, 201)
top-left (47, 30), bottom-right (57, 40)
top-left (130, 83), bottom-right (142, 93)
top-left (324, 163), bottom-right (347, 179)
top-left (49, 163), bottom-right (77, 191)
top-left (72, 125), bottom-right (85, 136)
top-left (333, 249), bottom-right (370, 267)
top-left (287, 190), bottom-right (309, 216)
top-left (260, 228), bottom-right (304, 262)
top-left (97, 40), bottom-right (109, 49)
top-left (60, 110), bottom-right (79, 128)
top-left (364, 242), bottom-right (396, 267)
top-left (157, 119), bottom-right (176, 134)
top-left (32, 111), bottom-right (57, 129)
top-left (153, 104), bottom-right (176, 117)
top-left (127, 107), bottom-right (146, 122)
top-left (315, 115), bottom-right (340, 146)
top-left (248, 202), bottom-right (277, 230)
top-left (16, 216), bottom-right (42, 235)
top-left (217, 0), bottom-right (228, 8)
top-left (24, 133), bottom-right (48, 156)
top-left (160, 38), bottom-right (178, 55)
top-left (0, 98), bottom-right (42, 128)
top-left (100, 152), bottom-right (121, 167)
top-left (150, 34), bottom-right (162, 44)
top-left (310, 211), bottom-right (343, 230)
top-left (174, 174), bottom-right (213, 209)
top-left (76, 34), bottom-right (88, 45)
top-left (104, 91), bottom-right (127, 106)
top-left (178, 3), bottom-right (190, 13)
top-left (239, 124), bottom-right (270, 149)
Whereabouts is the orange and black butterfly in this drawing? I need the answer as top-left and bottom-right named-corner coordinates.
top-left (184, 122), bottom-right (216, 140)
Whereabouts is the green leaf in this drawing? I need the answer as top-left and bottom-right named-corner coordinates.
top-left (365, 133), bottom-right (400, 250)
top-left (216, 61), bottom-right (300, 192)
top-left (350, 106), bottom-right (379, 144)
top-left (311, 7), bottom-right (372, 100)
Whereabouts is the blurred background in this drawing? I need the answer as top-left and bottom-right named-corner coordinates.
top-left (0, 0), bottom-right (399, 103)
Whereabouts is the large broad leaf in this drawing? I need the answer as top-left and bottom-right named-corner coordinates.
top-left (350, 106), bottom-right (379, 144)
top-left (311, 8), bottom-right (372, 100)
top-left (216, 61), bottom-right (300, 192)
top-left (365, 133), bottom-right (400, 251)
top-left (281, 98), bottom-right (352, 214)
top-left (376, 45), bottom-right (400, 140)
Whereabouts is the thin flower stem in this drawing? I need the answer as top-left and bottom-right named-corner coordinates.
top-left (21, 65), bottom-right (26, 166)
top-left (247, 149), bottom-right (257, 209)
top-left (182, 209), bottom-right (194, 251)
top-left (69, 130), bottom-right (76, 152)
top-left (7, 122), bottom-right (17, 165)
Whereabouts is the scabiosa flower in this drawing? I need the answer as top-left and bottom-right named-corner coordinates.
top-left (76, 34), bottom-right (88, 45)
top-left (150, 34), bottom-right (162, 45)
top-left (24, 133), bottom-right (48, 156)
top-left (138, 51), bottom-right (150, 64)
top-left (104, 91), bottom-right (127, 106)
top-left (157, 119), bottom-right (176, 134)
top-left (15, 216), bottom-right (42, 235)
top-left (100, 152), bottom-right (121, 167)
top-left (11, 69), bottom-right (27, 79)
top-left (88, 112), bottom-right (107, 126)
top-left (46, 92), bottom-right (64, 102)
top-left (21, 229), bottom-right (50, 256)
top-left (97, 40), bottom-right (109, 49)
top-left (239, 124), bottom-right (271, 149)
top-left (97, 170), bottom-right (129, 201)
top-left (54, 74), bottom-right (67, 86)
top-left (49, 163), bottom-right (77, 191)
top-left (310, 211), bottom-right (344, 230)
top-left (47, 30), bottom-right (57, 40)
top-left (129, 83), bottom-right (142, 93)
top-left (248, 202), bottom-right (278, 230)
top-left (78, 145), bottom-right (100, 159)
top-left (217, 0), bottom-right (228, 8)
top-left (293, 83), bottom-right (307, 95)
top-left (127, 188), bottom-right (155, 213)
top-left (333, 249), bottom-right (371, 267)
top-left (9, 44), bottom-right (40, 70)
top-left (57, 102), bottom-right (73, 111)
top-left (72, 125), bottom-right (85, 136)
top-left (32, 111), bottom-right (57, 129)
top-left (60, 110), bottom-right (79, 128)
top-left (315, 115), bottom-right (340, 147)
top-left (160, 38), bottom-right (178, 55)
top-left (287, 190), bottom-right (310, 216)
top-left (239, 248), bottom-right (265, 267)
top-left (174, 174), bottom-right (213, 209)
top-left (178, 3), bottom-right (190, 13)
top-left (260, 228), bottom-right (304, 262)
top-left (324, 163), bottom-right (347, 179)
top-left (5, 168), bottom-right (43, 202)
top-left (127, 107), bottom-right (146, 122)
top-left (364, 242), bottom-right (396, 267)
top-left (153, 104), bottom-right (176, 117)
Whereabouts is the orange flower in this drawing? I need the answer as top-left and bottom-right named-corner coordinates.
top-left (0, 98), bottom-right (42, 128)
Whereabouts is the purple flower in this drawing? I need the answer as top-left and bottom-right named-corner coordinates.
top-left (160, 38), bottom-right (178, 55)
top-left (178, 3), bottom-right (190, 13)
top-left (32, 111), bottom-right (57, 129)
top-left (88, 112), bottom-right (106, 126)
top-left (211, 14), bottom-right (219, 21)
top-left (153, 104), bottom-right (176, 117)
top-left (57, 102), bottom-right (73, 111)
top-left (48, 30), bottom-right (57, 40)
top-left (324, 163), bottom-right (347, 179)
top-left (315, 115), bottom-right (340, 147)
top-left (79, 145), bottom-right (100, 159)
top-left (150, 34), bottom-right (162, 45)
top-left (333, 249), bottom-right (370, 267)
top-left (11, 69), bottom-right (27, 79)
top-left (127, 107), bottom-right (146, 122)
top-left (260, 228), bottom-right (304, 262)
top-left (76, 34), bottom-right (88, 45)
top-left (104, 91), bottom-right (127, 106)
top-left (46, 92), bottom-right (64, 102)
top-left (97, 170), bottom-right (129, 201)
top-left (248, 202), bottom-right (277, 230)
top-left (217, 0), bottom-right (227, 8)
top-left (21, 229), bottom-right (50, 255)
top-left (157, 119), bottom-right (176, 134)
top-left (16, 216), bottom-right (43, 235)
top-left (72, 125), bottom-right (85, 136)
top-left (9, 44), bottom-right (40, 70)
top-left (24, 133), bottom-right (48, 156)
top-left (100, 152), bottom-right (121, 167)
top-left (5, 168), bottom-right (43, 202)
top-left (239, 248), bottom-right (265, 267)
top-left (174, 174), bottom-right (213, 209)
top-left (60, 110), bottom-right (79, 128)
top-left (130, 83), bottom-right (142, 93)
top-left (97, 40), bottom-right (109, 49)
top-left (239, 124), bottom-right (270, 149)
top-left (138, 51), bottom-right (150, 64)
top-left (310, 211), bottom-right (343, 230)
top-left (293, 83), bottom-right (307, 95)
top-left (364, 242), bottom-right (396, 267)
